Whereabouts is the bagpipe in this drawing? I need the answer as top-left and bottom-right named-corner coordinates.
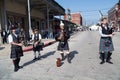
top-left (55, 30), bottom-right (70, 41)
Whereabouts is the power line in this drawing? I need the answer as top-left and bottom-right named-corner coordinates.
top-left (82, 13), bottom-right (99, 16)
top-left (71, 8), bottom-right (110, 13)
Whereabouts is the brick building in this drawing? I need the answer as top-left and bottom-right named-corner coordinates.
top-left (64, 12), bottom-right (82, 26)
top-left (108, 3), bottom-right (120, 31)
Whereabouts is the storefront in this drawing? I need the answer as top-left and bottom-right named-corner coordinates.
top-left (7, 13), bottom-right (25, 31)
top-left (0, 0), bottom-right (65, 39)
top-left (0, 0), bottom-right (4, 44)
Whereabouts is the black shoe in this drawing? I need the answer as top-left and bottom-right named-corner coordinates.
top-left (18, 66), bottom-right (23, 69)
top-left (100, 61), bottom-right (105, 64)
top-left (106, 60), bottom-right (113, 64)
top-left (37, 57), bottom-right (41, 60)
top-left (33, 58), bottom-right (37, 60)
top-left (14, 68), bottom-right (19, 72)
top-left (61, 57), bottom-right (65, 61)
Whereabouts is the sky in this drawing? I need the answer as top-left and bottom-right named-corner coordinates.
top-left (55, 0), bottom-right (119, 25)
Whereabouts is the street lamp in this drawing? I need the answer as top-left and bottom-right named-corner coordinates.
top-left (67, 8), bottom-right (71, 21)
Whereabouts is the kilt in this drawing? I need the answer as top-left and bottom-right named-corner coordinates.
top-left (57, 41), bottom-right (69, 51)
top-left (10, 46), bottom-right (23, 59)
top-left (99, 37), bottom-right (114, 52)
top-left (33, 43), bottom-right (43, 52)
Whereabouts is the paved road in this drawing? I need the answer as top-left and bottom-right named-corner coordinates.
top-left (0, 31), bottom-right (120, 80)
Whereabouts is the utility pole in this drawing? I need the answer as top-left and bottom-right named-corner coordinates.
top-left (99, 10), bottom-right (103, 19)
top-left (67, 9), bottom-right (71, 31)
top-left (67, 8), bottom-right (71, 21)
top-left (27, 0), bottom-right (32, 37)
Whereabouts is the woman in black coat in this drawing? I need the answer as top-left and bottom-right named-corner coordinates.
top-left (1, 29), bottom-right (7, 44)
top-left (99, 17), bottom-right (115, 64)
top-left (8, 27), bottom-right (24, 72)
top-left (55, 21), bottom-right (71, 63)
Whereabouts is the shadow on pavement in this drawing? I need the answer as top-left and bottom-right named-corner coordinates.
top-left (0, 47), bottom-right (5, 50)
top-left (41, 51), bottom-right (55, 59)
top-left (69, 50), bottom-right (79, 62)
top-left (22, 51), bottom-right (56, 67)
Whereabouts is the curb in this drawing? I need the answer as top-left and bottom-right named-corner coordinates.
top-left (23, 40), bottom-right (56, 52)
top-left (22, 31), bottom-right (79, 52)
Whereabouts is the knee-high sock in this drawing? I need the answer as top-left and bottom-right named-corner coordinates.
top-left (17, 58), bottom-right (20, 67)
top-left (106, 52), bottom-right (112, 61)
top-left (34, 52), bottom-right (37, 58)
top-left (101, 52), bottom-right (105, 62)
top-left (13, 59), bottom-right (18, 69)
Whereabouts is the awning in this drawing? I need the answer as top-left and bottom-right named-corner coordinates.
top-left (15, 0), bottom-right (65, 15)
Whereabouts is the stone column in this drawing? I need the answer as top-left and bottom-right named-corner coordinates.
top-left (0, 0), bottom-right (3, 45)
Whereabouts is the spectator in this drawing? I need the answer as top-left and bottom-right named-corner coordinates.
top-left (1, 29), bottom-right (8, 44)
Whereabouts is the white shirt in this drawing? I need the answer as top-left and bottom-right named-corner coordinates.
top-left (3, 32), bottom-right (5, 36)
top-left (8, 34), bottom-right (18, 43)
top-left (31, 33), bottom-right (42, 40)
top-left (98, 26), bottom-right (109, 37)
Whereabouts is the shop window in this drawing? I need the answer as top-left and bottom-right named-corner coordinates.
top-left (7, 15), bottom-right (24, 31)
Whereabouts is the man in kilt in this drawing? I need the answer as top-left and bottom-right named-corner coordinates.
top-left (99, 17), bottom-right (115, 64)
top-left (8, 27), bottom-right (24, 72)
top-left (55, 21), bottom-right (71, 63)
top-left (31, 29), bottom-right (42, 60)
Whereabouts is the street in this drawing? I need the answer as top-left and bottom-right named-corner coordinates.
top-left (0, 31), bottom-right (120, 80)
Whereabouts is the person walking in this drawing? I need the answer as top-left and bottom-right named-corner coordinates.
top-left (31, 29), bottom-right (43, 60)
top-left (99, 17), bottom-right (115, 64)
top-left (8, 26), bottom-right (24, 72)
top-left (1, 29), bottom-right (8, 44)
top-left (55, 21), bottom-right (71, 63)
top-left (19, 28), bottom-right (27, 46)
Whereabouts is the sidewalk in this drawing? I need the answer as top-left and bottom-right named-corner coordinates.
top-left (0, 31), bottom-right (80, 56)
top-left (0, 39), bottom-right (55, 56)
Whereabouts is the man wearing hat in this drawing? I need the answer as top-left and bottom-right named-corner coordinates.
top-left (31, 29), bottom-right (42, 60)
top-left (55, 21), bottom-right (71, 63)
top-left (8, 26), bottom-right (24, 72)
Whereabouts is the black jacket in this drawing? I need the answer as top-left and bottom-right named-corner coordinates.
top-left (55, 30), bottom-right (70, 42)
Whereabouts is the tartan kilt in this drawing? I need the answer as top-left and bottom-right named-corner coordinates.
top-left (10, 46), bottom-right (23, 59)
top-left (57, 41), bottom-right (69, 51)
top-left (99, 37), bottom-right (114, 52)
top-left (33, 43), bottom-right (43, 52)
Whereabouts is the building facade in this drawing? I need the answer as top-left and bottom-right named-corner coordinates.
top-left (0, 0), bottom-right (65, 41)
top-left (108, 3), bottom-right (120, 31)
top-left (64, 12), bottom-right (82, 26)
